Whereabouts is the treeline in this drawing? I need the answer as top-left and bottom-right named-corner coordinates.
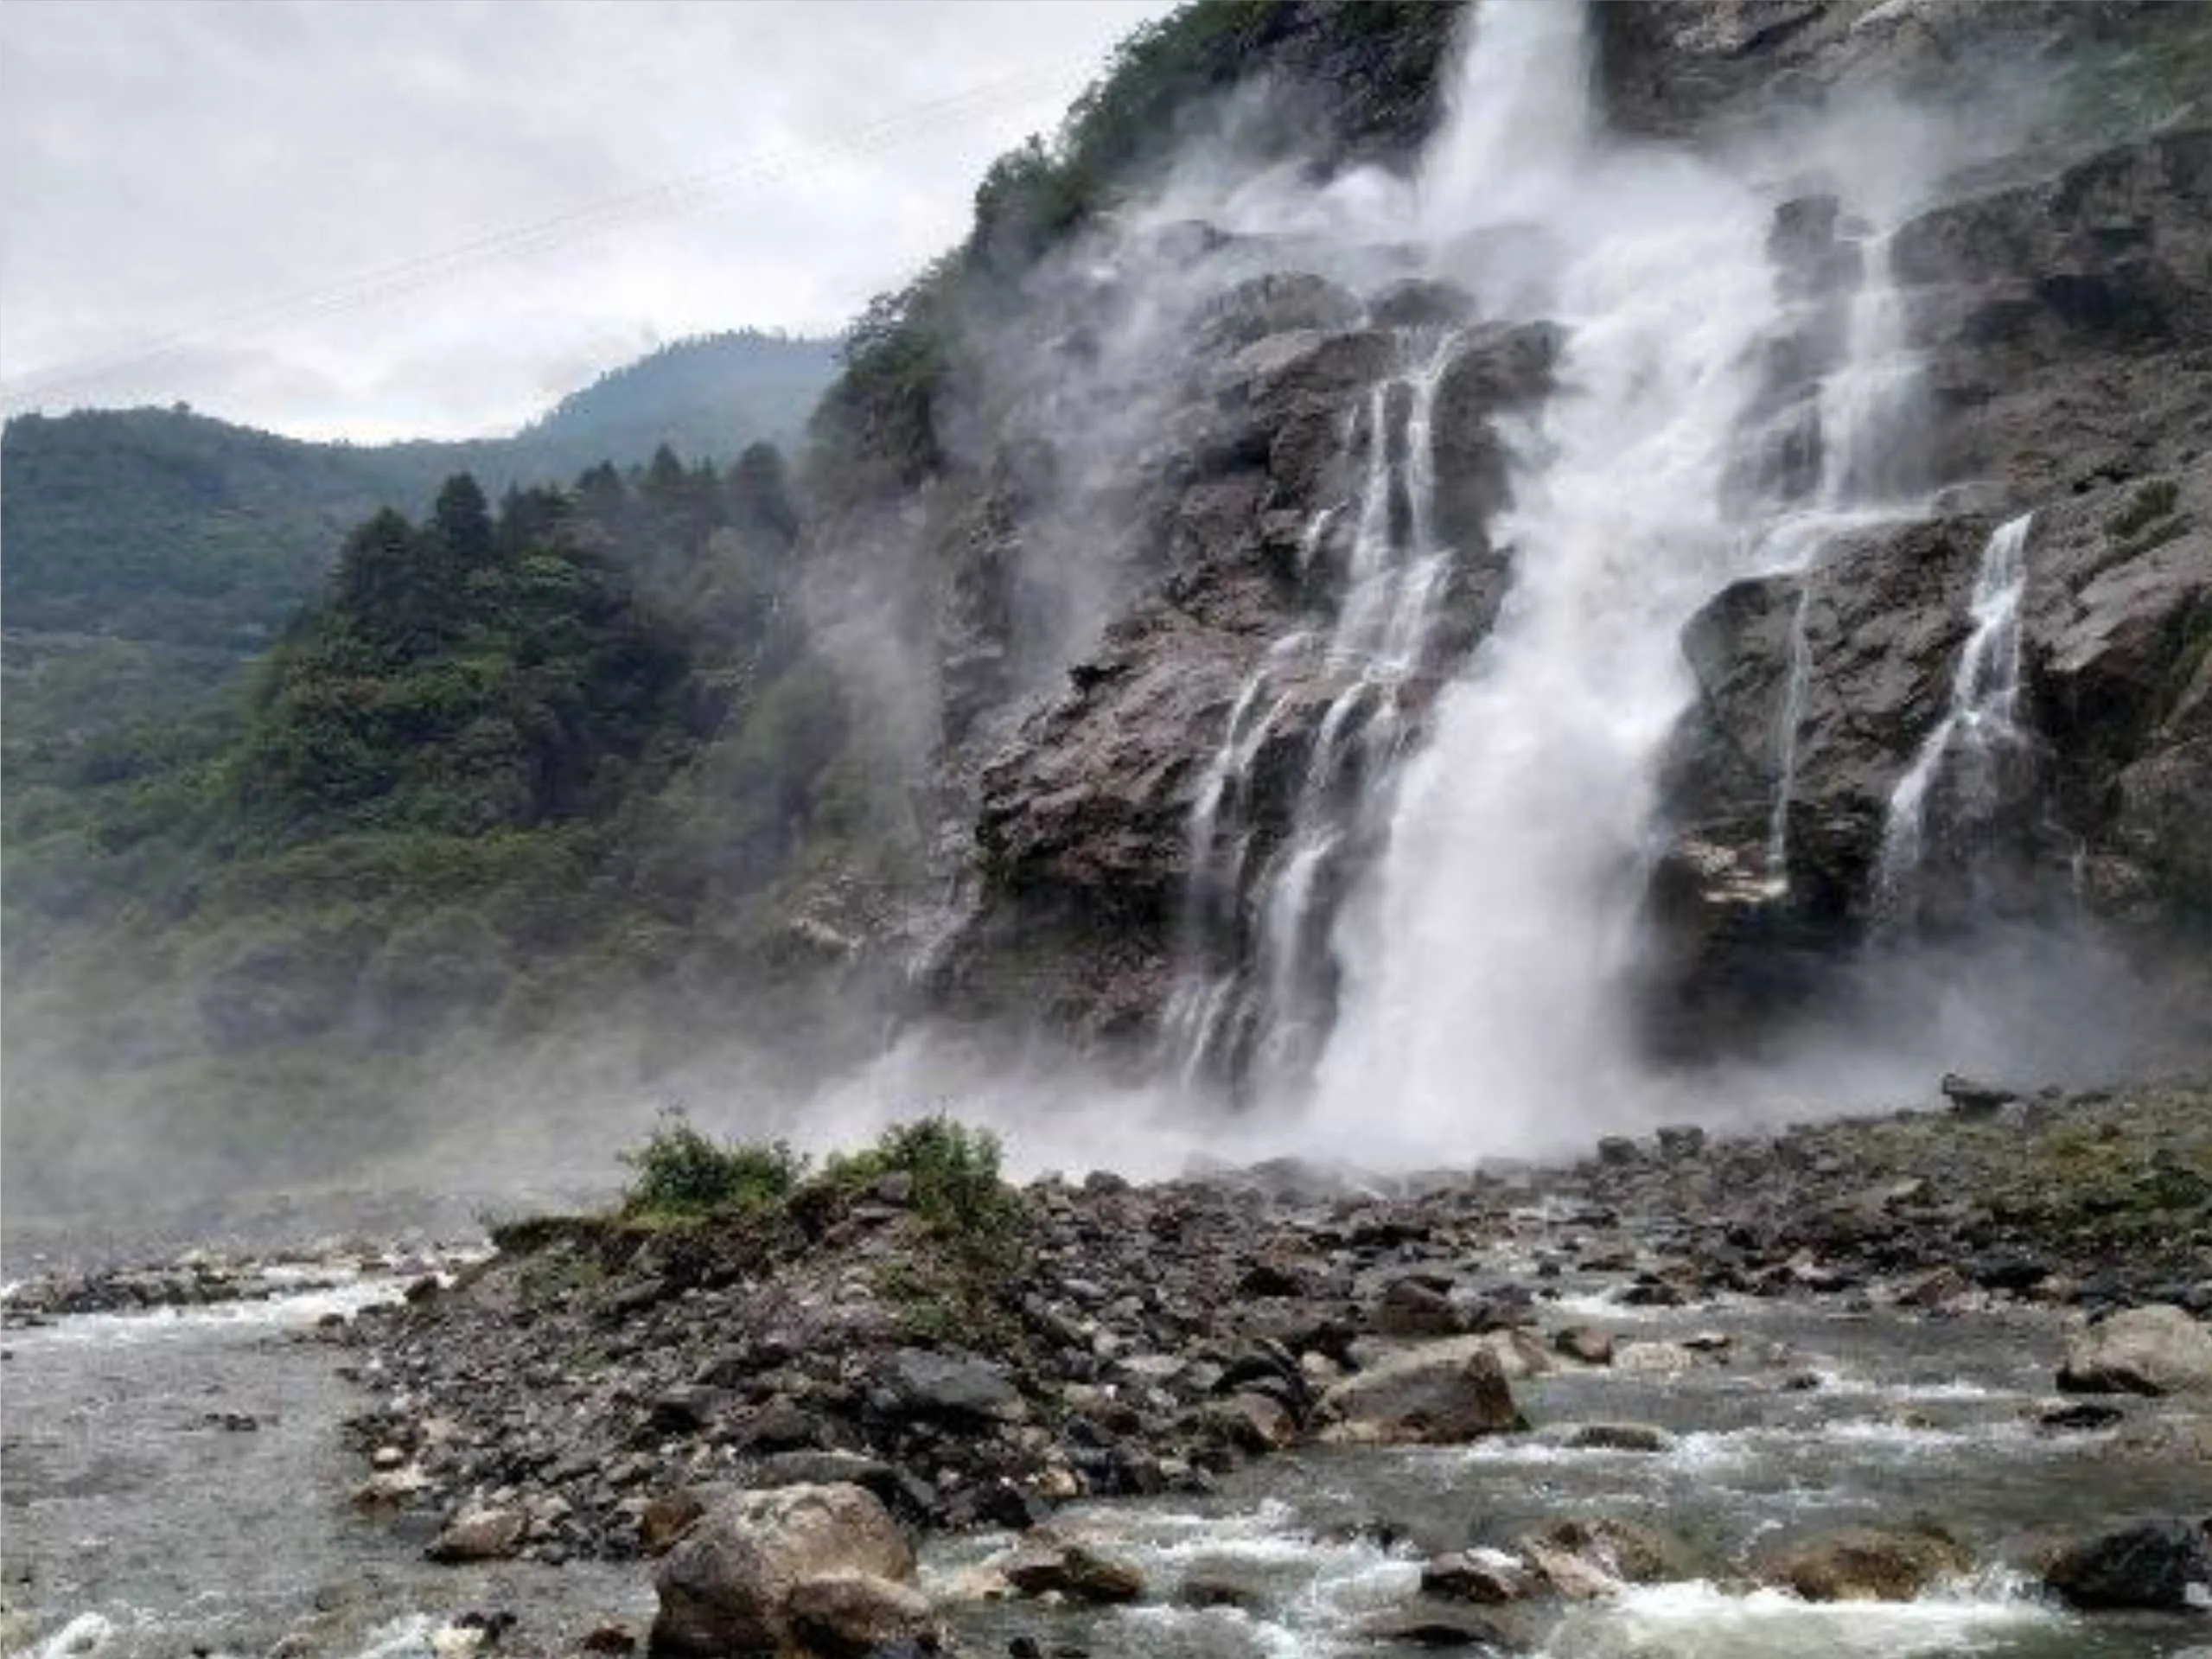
top-left (2, 443), bottom-right (910, 1209)
top-left (0, 332), bottom-right (838, 650)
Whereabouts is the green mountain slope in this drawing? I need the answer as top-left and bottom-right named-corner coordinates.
top-left (0, 330), bottom-right (838, 651)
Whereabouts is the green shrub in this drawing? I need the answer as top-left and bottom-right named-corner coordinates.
top-left (618, 1110), bottom-right (806, 1221)
top-left (815, 1113), bottom-right (1022, 1242)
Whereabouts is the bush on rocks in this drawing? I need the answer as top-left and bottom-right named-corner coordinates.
top-left (620, 1111), bottom-right (806, 1223)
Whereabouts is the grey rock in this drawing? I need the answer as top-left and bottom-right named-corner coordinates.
top-left (877, 1347), bottom-right (1029, 1425)
top-left (2059, 1304), bottom-right (2212, 1396)
top-left (650, 1484), bottom-right (916, 1659)
top-left (1316, 1339), bottom-right (1526, 1445)
top-left (2045, 1518), bottom-right (2212, 1611)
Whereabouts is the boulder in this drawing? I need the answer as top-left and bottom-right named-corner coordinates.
top-left (999, 1538), bottom-right (1147, 1604)
top-left (1564, 1422), bottom-right (1673, 1453)
top-left (876, 1347), bottom-right (1029, 1424)
top-left (1420, 1547), bottom-right (1539, 1605)
top-left (425, 1504), bottom-right (527, 1564)
top-left (649, 1484), bottom-right (916, 1658)
top-left (1374, 1276), bottom-right (1469, 1337)
top-left (1941, 1073), bottom-right (2018, 1116)
top-left (1520, 1517), bottom-right (1693, 1596)
top-left (1552, 1326), bottom-right (1614, 1365)
top-left (782, 1572), bottom-right (940, 1659)
top-left (1760, 1525), bottom-right (1973, 1602)
top-left (2059, 1305), bottom-right (2212, 1396)
top-left (1316, 1340), bottom-right (1526, 1445)
top-left (2044, 1518), bottom-right (2212, 1611)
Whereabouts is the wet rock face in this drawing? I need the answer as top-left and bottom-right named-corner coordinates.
top-left (1641, 125), bottom-right (2212, 1058)
top-left (934, 299), bottom-right (1559, 1055)
top-left (1593, 2), bottom-right (2212, 144)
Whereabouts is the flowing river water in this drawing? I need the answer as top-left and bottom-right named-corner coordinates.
top-left (8, 1255), bottom-right (2208, 1659)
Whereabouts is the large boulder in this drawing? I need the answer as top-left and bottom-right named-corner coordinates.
top-left (782, 1572), bottom-right (940, 1659)
top-left (1520, 1517), bottom-right (1696, 1597)
top-left (874, 1347), bottom-right (1029, 1426)
top-left (1758, 1525), bottom-right (1973, 1603)
top-left (425, 1503), bottom-right (527, 1564)
top-left (998, 1537), bottom-right (1148, 1604)
top-left (649, 1484), bottom-right (917, 1659)
top-left (2059, 1305), bottom-right (2212, 1396)
top-left (2044, 1518), bottom-right (2212, 1611)
top-left (1316, 1338), bottom-right (1527, 1445)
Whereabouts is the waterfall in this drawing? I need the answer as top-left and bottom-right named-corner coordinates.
top-left (1764, 583), bottom-right (1815, 892)
top-left (1761, 223), bottom-right (1928, 887)
top-left (1165, 336), bottom-right (1465, 1093)
top-left (1303, 0), bottom-right (1796, 1156)
top-left (1816, 232), bottom-right (1922, 513)
top-left (1156, 0), bottom-right (1966, 1151)
top-left (1877, 512), bottom-right (2036, 915)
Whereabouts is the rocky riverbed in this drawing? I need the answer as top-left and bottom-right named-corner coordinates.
top-left (288, 1076), bottom-right (2212, 1656)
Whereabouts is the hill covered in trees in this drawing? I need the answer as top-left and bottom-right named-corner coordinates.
top-left (3, 446), bottom-right (914, 1216)
top-left (1, 330), bottom-right (838, 651)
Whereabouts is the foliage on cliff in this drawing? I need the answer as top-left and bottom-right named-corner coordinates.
top-left (807, 0), bottom-right (1462, 490)
top-left (2, 445), bottom-right (910, 1213)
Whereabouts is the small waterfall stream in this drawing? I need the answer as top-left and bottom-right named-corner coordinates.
top-left (1877, 512), bottom-right (2037, 918)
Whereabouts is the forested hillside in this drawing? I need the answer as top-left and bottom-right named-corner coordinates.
top-left (0, 330), bottom-right (837, 650)
top-left (3, 445), bottom-right (913, 1213)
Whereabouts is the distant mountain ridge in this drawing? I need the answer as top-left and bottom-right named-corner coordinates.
top-left (0, 329), bottom-right (839, 650)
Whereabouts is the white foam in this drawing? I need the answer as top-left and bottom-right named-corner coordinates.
top-left (1537, 1573), bottom-right (2065, 1659)
top-left (29, 1612), bottom-right (117, 1659)
top-left (19, 1277), bottom-right (405, 1347)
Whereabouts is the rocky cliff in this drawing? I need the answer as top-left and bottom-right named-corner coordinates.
top-left (796, 0), bottom-right (2212, 1087)
top-left (1648, 126), bottom-right (2212, 1053)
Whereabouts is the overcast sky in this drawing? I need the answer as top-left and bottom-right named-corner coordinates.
top-left (0, 0), bottom-right (1175, 441)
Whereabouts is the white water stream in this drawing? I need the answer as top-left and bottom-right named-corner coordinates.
top-left (1877, 512), bottom-right (2037, 920)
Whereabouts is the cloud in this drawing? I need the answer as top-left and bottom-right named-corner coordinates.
top-left (0, 0), bottom-right (1173, 439)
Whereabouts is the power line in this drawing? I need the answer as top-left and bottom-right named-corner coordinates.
top-left (0, 56), bottom-right (1091, 413)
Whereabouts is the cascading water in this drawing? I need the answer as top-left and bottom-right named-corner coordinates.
top-left (1763, 584), bottom-right (1815, 893)
top-left (1759, 220), bottom-right (1930, 889)
top-left (1876, 512), bottom-right (2036, 921)
top-left (1166, 337), bottom-right (1467, 1093)
top-left (1302, 0), bottom-right (1933, 1156)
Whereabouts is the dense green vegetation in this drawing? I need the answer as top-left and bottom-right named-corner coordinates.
top-left (618, 1111), bottom-right (809, 1222)
top-left (2, 447), bottom-right (914, 1215)
top-left (1, 331), bottom-right (837, 650)
top-left (610, 1110), bottom-right (1023, 1337)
